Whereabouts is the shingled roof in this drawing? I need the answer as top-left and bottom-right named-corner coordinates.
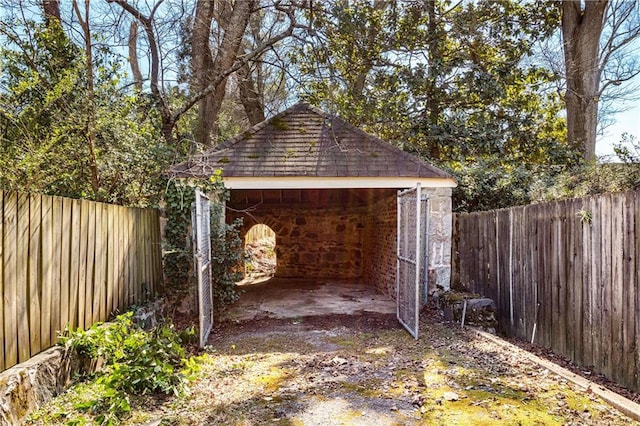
top-left (169, 103), bottom-right (452, 180)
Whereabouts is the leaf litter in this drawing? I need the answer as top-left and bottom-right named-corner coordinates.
top-left (35, 312), bottom-right (638, 425)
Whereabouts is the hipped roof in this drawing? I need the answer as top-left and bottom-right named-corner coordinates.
top-left (169, 102), bottom-right (453, 181)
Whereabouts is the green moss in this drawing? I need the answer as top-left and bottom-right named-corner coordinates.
top-left (253, 366), bottom-right (289, 392)
top-left (217, 157), bottom-right (230, 164)
top-left (271, 117), bottom-right (290, 130)
top-left (420, 386), bottom-right (563, 426)
top-left (248, 153), bottom-right (261, 159)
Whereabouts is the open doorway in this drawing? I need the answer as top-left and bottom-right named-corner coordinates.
top-left (243, 224), bottom-right (276, 281)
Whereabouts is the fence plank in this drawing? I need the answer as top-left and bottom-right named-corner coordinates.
top-left (541, 205), bottom-right (552, 349)
top-left (623, 191), bottom-right (636, 390)
top-left (564, 200), bottom-right (574, 361)
top-left (591, 196), bottom-right (603, 375)
top-left (0, 192), bottom-right (5, 371)
top-left (635, 191), bottom-right (640, 392)
top-left (28, 194), bottom-right (42, 356)
top-left (549, 204), bottom-right (563, 351)
top-left (527, 205), bottom-right (538, 344)
top-left (60, 198), bottom-right (72, 334)
top-left (77, 201), bottom-right (88, 331)
top-left (136, 209), bottom-right (143, 303)
top-left (154, 211), bottom-right (163, 292)
top-left (581, 196), bottom-right (593, 368)
top-left (498, 210), bottom-right (510, 332)
top-left (459, 214), bottom-right (468, 290)
top-left (69, 200), bottom-right (81, 331)
top-left (107, 205), bottom-right (115, 317)
top-left (514, 207), bottom-right (525, 339)
top-left (117, 207), bottom-right (128, 310)
top-left (40, 196), bottom-right (52, 349)
top-left (124, 208), bottom-right (132, 305)
top-left (611, 194), bottom-right (624, 385)
top-left (83, 200), bottom-right (95, 328)
top-left (534, 204), bottom-right (545, 346)
top-left (16, 193), bottom-right (30, 362)
top-left (93, 203), bottom-right (104, 324)
top-left (3, 192), bottom-right (17, 367)
top-left (600, 194), bottom-right (613, 379)
top-left (144, 210), bottom-right (154, 300)
top-left (50, 198), bottom-right (62, 343)
top-left (142, 209), bottom-right (148, 300)
top-left (572, 198), bottom-right (583, 366)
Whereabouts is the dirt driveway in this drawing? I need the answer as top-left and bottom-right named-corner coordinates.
top-left (128, 312), bottom-right (636, 425)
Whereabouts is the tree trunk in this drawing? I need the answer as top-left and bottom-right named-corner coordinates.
top-left (561, 0), bottom-right (608, 161)
top-left (128, 21), bottom-right (143, 91)
top-left (193, 0), bottom-right (256, 147)
top-left (237, 62), bottom-right (265, 125)
top-left (107, 0), bottom-right (173, 143)
top-left (192, 0), bottom-right (217, 146)
top-left (426, 0), bottom-right (441, 160)
top-left (72, 0), bottom-right (100, 196)
top-left (42, 0), bottom-right (61, 24)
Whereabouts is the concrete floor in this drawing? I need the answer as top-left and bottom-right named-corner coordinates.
top-left (224, 277), bottom-right (396, 321)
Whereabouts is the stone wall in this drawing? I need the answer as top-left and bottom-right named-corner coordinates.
top-left (362, 193), bottom-right (397, 295)
top-left (230, 205), bottom-right (367, 279)
top-left (423, 187), bottom-right (453, 294)
top-left (228, 186), bottom-right (453, 296)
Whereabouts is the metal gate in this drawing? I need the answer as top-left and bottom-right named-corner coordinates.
top-left (191, 189), bottom-right (213, 348)
top-left (397, 183), bottom-right (429, 339)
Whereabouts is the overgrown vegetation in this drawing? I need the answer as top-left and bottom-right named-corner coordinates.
top-left (28, 312), bottom-right (201, 425)
top-left (163, 173), bottom-right (243, 314)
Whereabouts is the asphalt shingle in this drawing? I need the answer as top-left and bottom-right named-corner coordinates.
top-left (169, 103), bottom-right (451, 179)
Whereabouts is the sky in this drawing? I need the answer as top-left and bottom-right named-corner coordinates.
top-left (598, 104), bottom-right (640, 158)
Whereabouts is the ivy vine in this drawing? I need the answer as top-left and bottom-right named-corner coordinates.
top-left (163, 170), bottom-right (243, 315)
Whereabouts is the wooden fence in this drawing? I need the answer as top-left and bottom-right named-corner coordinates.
top-left (454, 191), bottom-right (640, 393)
top-left (0, 191), bottom-right (163, 371)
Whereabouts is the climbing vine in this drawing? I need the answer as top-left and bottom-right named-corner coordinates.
top-left (163, 171), bottom-right (243, 314)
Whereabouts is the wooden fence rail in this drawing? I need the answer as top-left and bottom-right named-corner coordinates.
top-left (0, 190), bottom-right (163, 371)
top-left (453, 191), bottom-right (640, 393)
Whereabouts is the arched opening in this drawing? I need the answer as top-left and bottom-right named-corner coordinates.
top-left (243, 224), bottom-right (277, 281)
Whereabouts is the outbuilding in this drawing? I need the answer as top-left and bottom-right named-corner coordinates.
top-left (170, 103), bottom-right (456, 336)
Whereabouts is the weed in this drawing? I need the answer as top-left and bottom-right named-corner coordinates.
top-left (30, 313), bottom-right (201, 425)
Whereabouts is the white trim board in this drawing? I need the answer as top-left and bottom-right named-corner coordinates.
top-left (223, 176), bottom-right (457, 189)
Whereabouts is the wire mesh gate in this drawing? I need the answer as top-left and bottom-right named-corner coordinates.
top-left (191, 189), bottom-right (213, 348)
top-left (397, 184), bottom-right (429, 339)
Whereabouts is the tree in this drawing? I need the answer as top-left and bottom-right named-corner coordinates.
top-left (296, 0), bottom-right (574, 211)
top-left (298, 0), bottom-right (566, 163)
top-left (0, 3), bottom-right (169, 206)
top-left (72, 0), bottom-right (100, 193)
top-left (191, 0), bottom-right (256, 146)
top-left (561, 0), bottom-right (608, 161)
top-left (561, 0), bottom-right (640, 160)
top-left (107, 0), bottom-right (301, 147)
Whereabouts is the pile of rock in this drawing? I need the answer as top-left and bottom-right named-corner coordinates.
top-left (244, 238), bottom-right (276, 278)
top-left (438, 292), bottom-right (497, 331)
